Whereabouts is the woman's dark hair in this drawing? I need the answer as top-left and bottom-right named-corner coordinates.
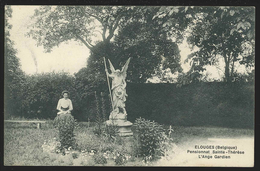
top-left (62, 90), bottom-right (69, 96)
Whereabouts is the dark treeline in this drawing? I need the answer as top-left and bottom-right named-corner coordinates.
top-left (5, 71), bottom-right (254, 129)
top-left (126, 82), bottom-right (254, 129)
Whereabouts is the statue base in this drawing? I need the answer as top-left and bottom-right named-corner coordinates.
top-left (106, 113), bottom-right (133, 137)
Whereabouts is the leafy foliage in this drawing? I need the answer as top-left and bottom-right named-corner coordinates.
top-left (93, 91), bottom-right (104, 136)
top-left (176, 56), bottom-right (205, 87)
top-left (114, 152), bottom-right (127, 165)
top-left (133, 117), bottom-right (169, 161)
top-left (27, 6), bottom-right (135, 53)
top-left (4, 6), bottom-right (26, 118)
top-left (152, 6), bottom-right (254, 84)
top-left (186, 6), bottom-right (255, 82)
top-left (114, 16), bottom-right (182, 82)
top-left (27, 6), bottom-right (185, 84)
top-left (20, 72), bottom-right (77, 119)
top-left (127, 82), bottom-right (254, 129)
top-left (54, 113), bottom-right (77, 149)
top-left (152, 6), bottom-right (196, 43)
top-left (93, 153), bottom-right (107, 165)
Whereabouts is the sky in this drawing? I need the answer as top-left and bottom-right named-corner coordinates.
top-left (8, 6), bottom-right (249, 81)
top-left (9, 6), bottom-right (89, 75)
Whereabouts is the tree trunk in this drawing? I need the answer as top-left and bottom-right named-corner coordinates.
top-left (224, 63), bottom-right (230, 82)
top-left (223, 53), bottom-right (231, 83)
top-left (231, 57), bottom-right (235, 79)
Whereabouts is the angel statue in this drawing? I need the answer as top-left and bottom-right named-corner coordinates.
top-left (105, 58), bottom-right (131, 120)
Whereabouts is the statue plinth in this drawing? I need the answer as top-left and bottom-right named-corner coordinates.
top-left (106, 112), bottom-right (133, 137)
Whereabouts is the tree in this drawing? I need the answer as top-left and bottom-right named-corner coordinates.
top-left (4, 6), bottom-right (25, 118)
top-left (151, 6), bottom-right (197, 43)
top-left (176, 56), bottom-right (204, 87)
top-left (143, 6), bottom-right (202, 84)
top-left (27, 6), bottom-right (132, 55)
top-left (114, 7), bottom-right (182, 83)
top-left (27, 6), bottom-right (189, 84)
top-left (186, 6), bottom-right (255, 82)
top-left (83, 6), bottom-right (183, 84)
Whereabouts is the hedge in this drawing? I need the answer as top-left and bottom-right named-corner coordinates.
top-left (5, 73), bottom-right (254, 129)
top-left (126, 82), bottom-right (254, 129)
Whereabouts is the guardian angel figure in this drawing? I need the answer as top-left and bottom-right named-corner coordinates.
top-left (105, 58), bottom-right (131, 117)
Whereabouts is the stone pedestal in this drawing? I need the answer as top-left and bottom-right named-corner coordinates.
top-left (106, 113), bottom-right (133, 137)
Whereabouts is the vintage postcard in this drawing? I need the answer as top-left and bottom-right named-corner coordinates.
top-left (4, 5), bottom-right (255, 167)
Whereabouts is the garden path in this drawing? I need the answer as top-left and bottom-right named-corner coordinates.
top-left (155, 136), bottom-right (254, 167)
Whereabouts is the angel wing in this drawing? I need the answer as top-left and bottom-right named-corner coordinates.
top-left (108, 59), bottom-right (116, 73)
top-left (121, 58), bottom-right (131, 78)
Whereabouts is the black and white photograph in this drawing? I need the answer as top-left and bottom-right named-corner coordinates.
top-left (4, 5), bottom-right (255, 167)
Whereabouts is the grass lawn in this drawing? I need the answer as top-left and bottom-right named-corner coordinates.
top-left (4, 122), bottom-right (254, 166)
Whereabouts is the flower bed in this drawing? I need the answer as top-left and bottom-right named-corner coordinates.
top-left (40, 117), bottom-right (176, 166)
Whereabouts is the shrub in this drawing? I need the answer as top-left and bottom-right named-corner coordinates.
top-left (103, 124), bottom-right (118, 142)
top-left (93, 124), bottom-right (104, 136)
top-left (72, 152), bottom-right (79, 159)
top-left (112, 145), bottom-right (134, 165)
top-left (93, 91), bottom-right (111, 136)
top-left (114, 152), bottom-right (127, 165)
top-left (93, 153), bottom-right (107, 165)
top-left (156, 131), bottom-right (175, 159)
top-left (54, 114), bottom-right (77, 149)
top-left (133, 117), bottom-right (167, 161)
